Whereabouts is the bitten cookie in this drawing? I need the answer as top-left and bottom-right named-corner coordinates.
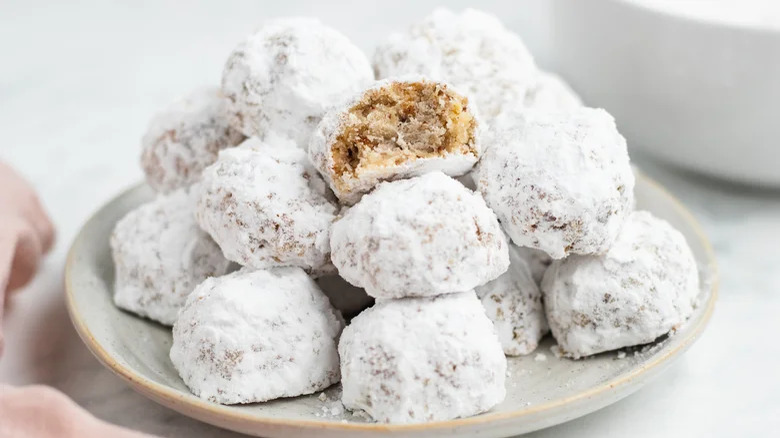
top-left (330, 172), bottom-right (509, 299)
top-left (475, 108), bottom-right (634, 259)
top-left (170, 268), bottom-right (344, 404)
top-left (222, 18), bottom-right (373, 147)
top-left (309, 77), bottom-right (480, 205)
top-left (542, 211), bottom-right (700, 359)
top-left (140, 87), bottom-right (246, 193)
top-left (110, 187), bottom-right (232, 325)
top-left (197, 136), bottom-right (338, 273)
top-left (475, 243), bottom-right (549, 356)
top-left (374, 8), bottom-right (537, 121)
top-left (339, 292), bottom-right (506, 423)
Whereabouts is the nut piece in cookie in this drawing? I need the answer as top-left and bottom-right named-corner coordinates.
top-left (374, 8), bottom-right (537, 121)
top-left (476, 107), bottom-right (635, 259)
top-left (141, 87), bottom-right (246, 193)
top-left (309, 77), bottom-right (480, 205)
top-left (111, 187), bottom-right (232, 325)
top-left (197, 136), bottom-right (338, 273)
top-left (222, 18), bottom-right (373, 148)
top-left (339, 291), bottom-right (506, 423)
top-left (330, 172), bottom-right (508, 299)
top-left (170, 268), bottom-right (344, 404)
top-left (542, 211), bottom-right (700, 359)
top-left (476, 243), bottom-right (549, 356)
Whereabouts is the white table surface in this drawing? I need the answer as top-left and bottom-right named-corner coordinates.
top-left (1, 1), bottom-right (778, 437)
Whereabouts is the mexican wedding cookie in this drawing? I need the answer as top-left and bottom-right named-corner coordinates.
top-left (330, 172), bottom-right (509, 298)
top-left (373, 8), bottom-right (536, 120)
top-left (197, 136), bottom-right (338, 273)
top-left (222, 18), bottom-right (373, 147)
top-left (170, 268), bottom-right (344, 404)
top-left (475, 243), bottom-right (549, 356)
top-left (309, 78), bottom-right (480, 205)
top-left (476, 108), bottom-right (634, 259)
top-left (110, 187), bottom-right (232, 325)
top-left (339, 292), bottom-right (506, 423)
top-left (141, 87), bottom-right (246, 193)
top-left (542, 211), bottom-right (700, 359)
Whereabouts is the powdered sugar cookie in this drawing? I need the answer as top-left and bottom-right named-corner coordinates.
top-left (222, 18), bottom-right (373, 148)
top-left (339, 291), bottom-right (506, 423)
top-left (542, 211), bottom-right (700, 359)
top-left (141, 87), bottom-right (246, 193)
top-left (111, 187), bottom-right (232, 325)
top-left (197, 136), bottom-right (338, 273)
top-left (330, 172), bottom-right (509, 299)
top-left (170, 267), bottom-right (344, 404)
top-left (475, 108), bottom-right (634, 259)
top-left (309, 77), bottom-right (480, 205)
top-left (475, 243), bottom-right (548, 356)
top-left (373, 8), bottom-right (536, 121)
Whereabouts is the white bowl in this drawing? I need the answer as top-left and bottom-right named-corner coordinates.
top-left (549, 0), bottom-right (780, 186)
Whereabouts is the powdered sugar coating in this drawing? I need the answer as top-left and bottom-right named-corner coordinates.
top-left (475, 243), bottom-right (549, 356)
top-left (523, 72), bottom-right (583, 111)
top-left (373, 8), bottom-right (537, 120)
top-left (339, 292), bottom-right (506, 423)
top-left (196, 136), bottom-right (338, 273)
top-left (110, 187), bottom-right (232, 326)
top-left (170, 268), bottom-right (344, 404)
top-left (331, 172), bottom-right (509, 299)
top-left (141, 87), bottom-right (246, 193)
top-left (542, 211), bottom-right (700, 359)
top-left (309, 77), bottom-right (481, 205)
top-left (475, 108), bottom-right (635, 259)
top-left (222, 18), bottom-right (374, 148)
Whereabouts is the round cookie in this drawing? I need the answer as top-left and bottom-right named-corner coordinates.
top-left (475, 243), bottom-right (549, 356)
top-left (110, 187), bottom-right (232, 325)
top-left (309, 77), bottom-right (481, 205)
top-left (523, 72), bottom-right (583, 111)
top-left (141, 87), bottom-right (246, 193)
top-left (197, 136), bottom-right (338, 273)
top-left (170, 267), bottom-right (344, 404)
top-left (330, 171), bottom-right (509, 299)
top-left (222, 17), bottom-right (373, 148)
top-left (475, 107), bottom-right (635, 259)
top-left (542, 211), bottom-right (700, 359)
top-left (339, 291), bottom-right (506, 423)
top-left (373, 8), bottom-right (536, 121)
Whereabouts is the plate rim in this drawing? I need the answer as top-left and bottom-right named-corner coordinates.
top-left (64, 171), bottom-right (719, 433)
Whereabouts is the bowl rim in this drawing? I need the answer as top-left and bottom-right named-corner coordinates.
top-left (64, 171), bottom-right (719, 433)
top-left (614, 0), bottom-right (780, 35)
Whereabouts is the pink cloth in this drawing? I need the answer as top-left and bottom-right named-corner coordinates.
top-left (0, 162), bottom-right (156, 437)
top-left (0, 385), bottom-right (153, 438)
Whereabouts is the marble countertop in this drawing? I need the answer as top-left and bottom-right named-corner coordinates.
top-left (2, 1), bottom-right (778, 436)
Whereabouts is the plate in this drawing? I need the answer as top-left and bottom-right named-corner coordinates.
top-left (65, 171), bottom-right (718, 438)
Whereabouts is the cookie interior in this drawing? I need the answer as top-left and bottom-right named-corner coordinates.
top-left (331, 81), bottom-right (477, 185)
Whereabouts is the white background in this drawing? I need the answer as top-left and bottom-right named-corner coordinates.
top-left (1, 1), bottom-right (778, 436)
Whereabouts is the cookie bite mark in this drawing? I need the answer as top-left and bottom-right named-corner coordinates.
top-left (310, 78), bottom-right (481, 205)
top-left (331, 80), bottom-right (477, 181)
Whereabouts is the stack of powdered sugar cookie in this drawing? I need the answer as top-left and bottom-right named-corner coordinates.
top-left (110, 8), bottom-right (700, 424)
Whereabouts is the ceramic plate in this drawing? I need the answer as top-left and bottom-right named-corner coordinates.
top-left (65, 171), bottom-right (717, 438)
